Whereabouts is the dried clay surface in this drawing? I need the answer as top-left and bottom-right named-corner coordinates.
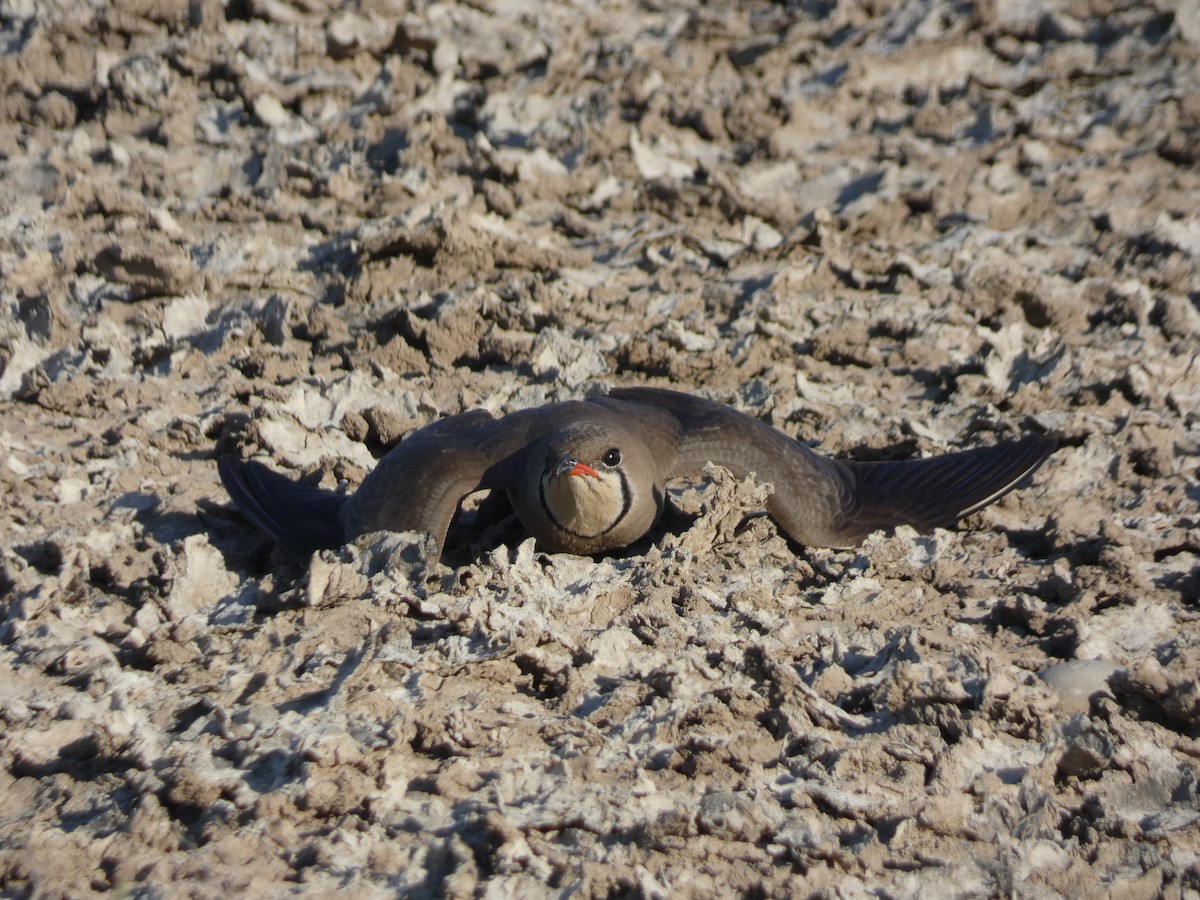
top-left (2, 0), bottom-right (1200, 897)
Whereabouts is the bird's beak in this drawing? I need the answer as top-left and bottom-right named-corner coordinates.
top-left (553, 455), bottom-right (600, 480)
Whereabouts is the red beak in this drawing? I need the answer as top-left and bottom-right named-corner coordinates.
top-left (554, 456), bottom-right (600, 479)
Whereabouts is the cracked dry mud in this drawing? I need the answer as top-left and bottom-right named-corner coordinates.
top-left (2, 0), bottom-right (1200, 897)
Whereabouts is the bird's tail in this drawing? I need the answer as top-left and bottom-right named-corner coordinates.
top-left (217, 457), bottom-right (349, 560)
top-left (837, 434), bottom-right (1056, 543)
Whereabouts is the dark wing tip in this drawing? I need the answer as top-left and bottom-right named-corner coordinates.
top-left (217, 456), bottom-right (347, 560)
top-left (949, 432), bottom-right (1057, 521)
top-left (840, 432), bottom-right (1057, 540)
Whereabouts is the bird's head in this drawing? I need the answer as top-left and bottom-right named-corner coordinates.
top-left (538, 438), bottom-right (631, 541)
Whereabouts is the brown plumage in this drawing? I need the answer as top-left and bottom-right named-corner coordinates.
top-left (218, 387), bottom-right (1056, 560)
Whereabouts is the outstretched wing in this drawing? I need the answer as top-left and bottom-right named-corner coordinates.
top-left (608, 387), bottom-right (1055, 547)
top-left (607, 387), bottom-right (855, 546)
top-left (339, 409), bottom-right (501, 549)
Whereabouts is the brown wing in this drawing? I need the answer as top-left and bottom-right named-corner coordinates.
top-left (607, 387), bottom-right (855, 546)
top-left (341, 409), bottom-right (498, 548)
top-left (607, 387), bottom-right (1055, 547)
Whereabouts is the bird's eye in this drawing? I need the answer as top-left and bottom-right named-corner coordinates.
top-left (601, 448), bottom-right (622, 467)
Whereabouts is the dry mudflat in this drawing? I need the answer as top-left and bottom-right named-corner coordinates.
top-left (2, 0), bottom-right (1200, 896)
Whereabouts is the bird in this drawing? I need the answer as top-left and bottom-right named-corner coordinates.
top-left (217, 387), bottom-right (1056, 561)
